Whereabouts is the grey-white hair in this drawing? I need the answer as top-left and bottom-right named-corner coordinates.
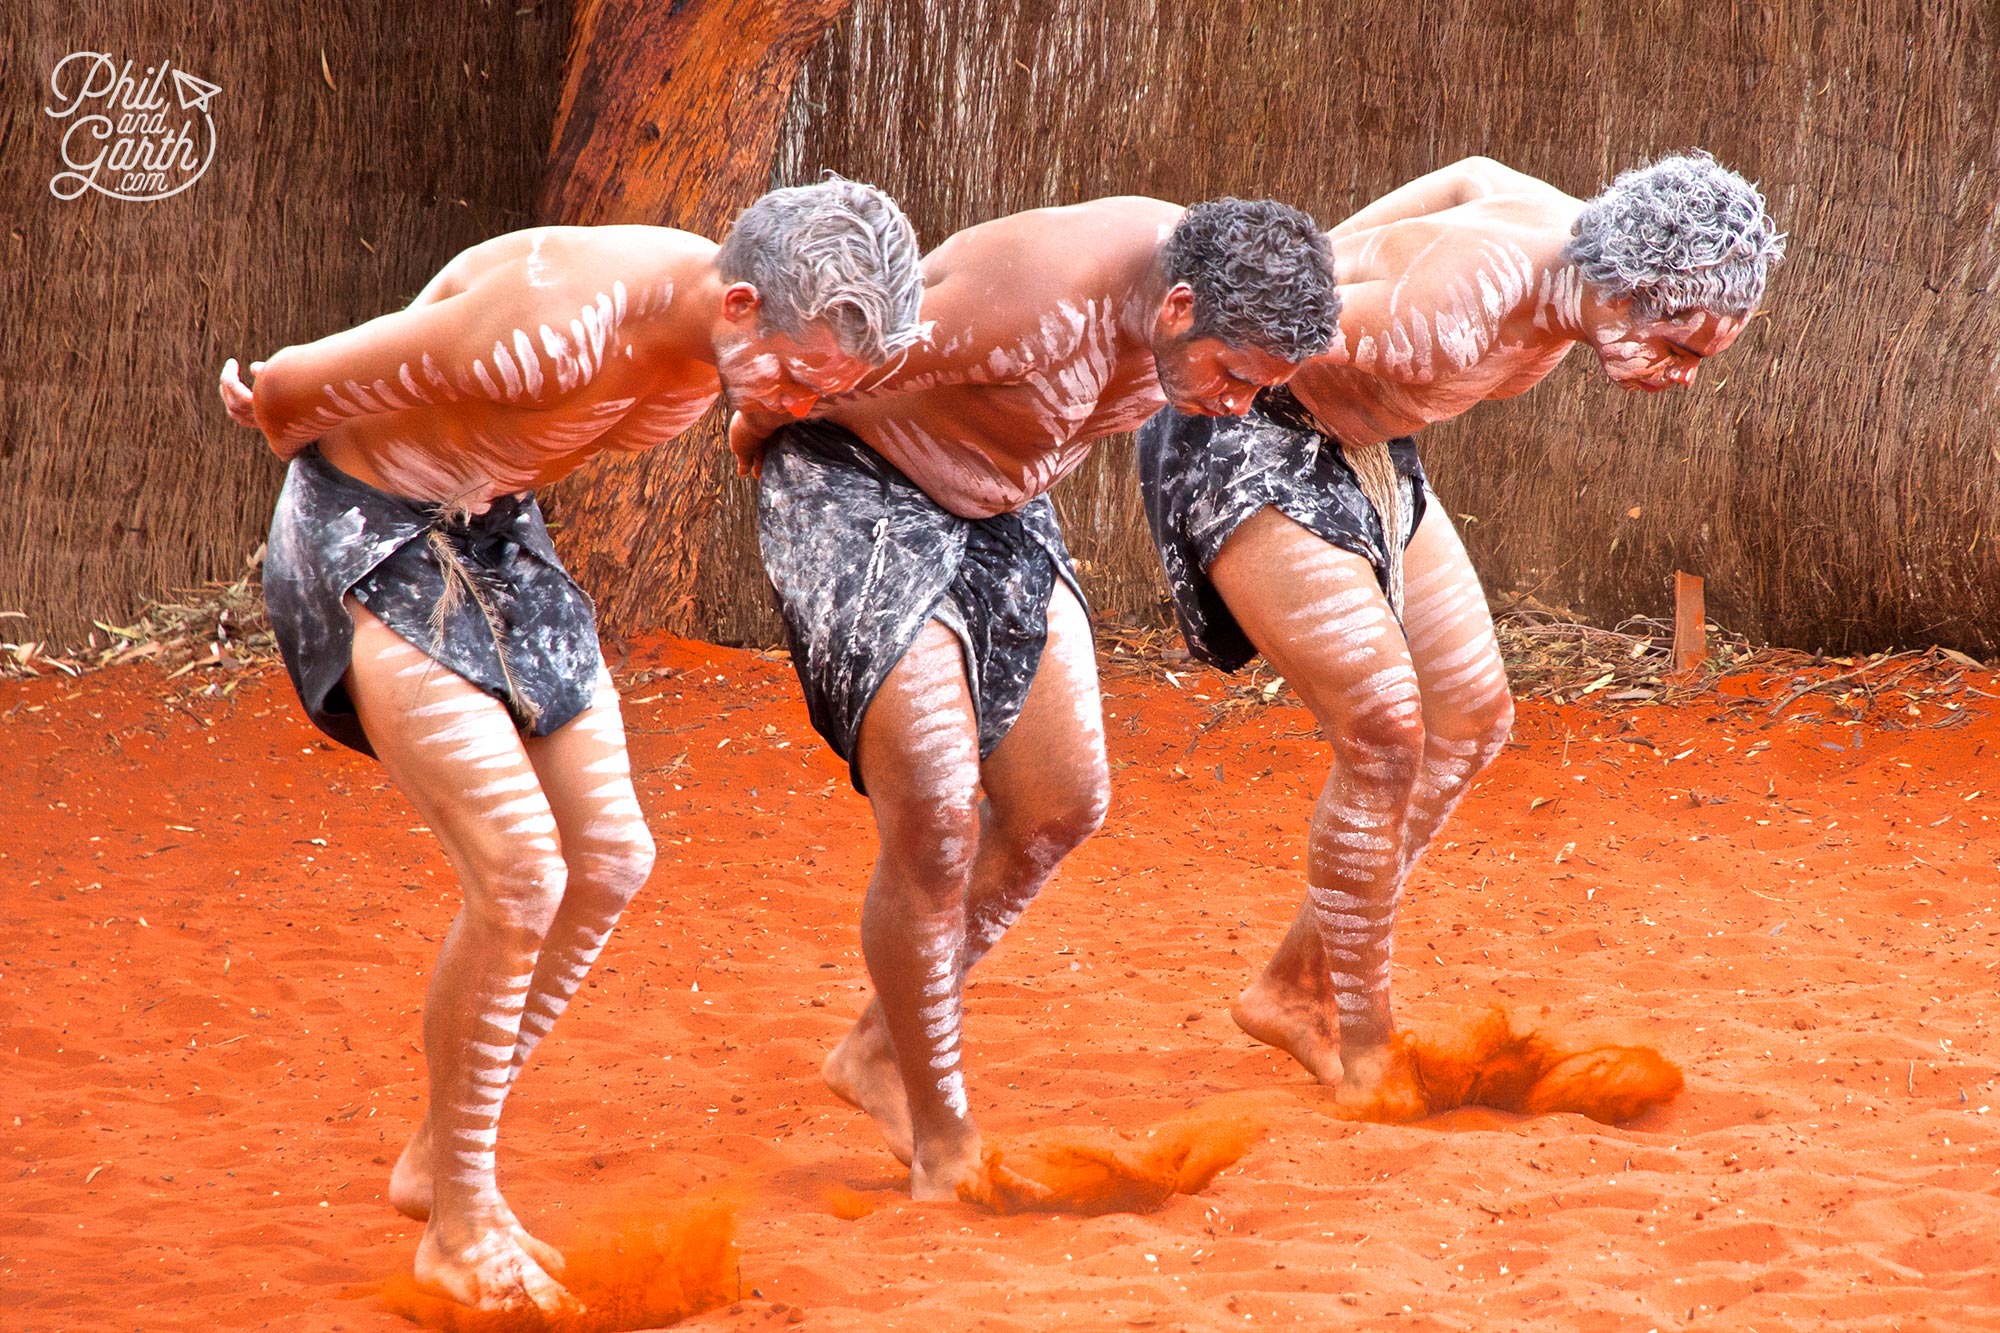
top-left (1563, 152), bottom-right (1785, 319)
top-left (717, 177), bottom-right (927, 363)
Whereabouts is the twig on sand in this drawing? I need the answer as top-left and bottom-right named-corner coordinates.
top-left (11, 559), bottom-right (1993, 738)
top-left (1094, 596), bottom-right (1992, 730)
top-left (3, 547), bottom-right (275, 684)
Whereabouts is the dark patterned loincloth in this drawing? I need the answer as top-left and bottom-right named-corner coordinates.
top-left (1135, 386), bottom-right (1429, 674)
top-left (756, 420), bottom-right (1089, 795)
top-left (262, 447), bottom-right (603, 758)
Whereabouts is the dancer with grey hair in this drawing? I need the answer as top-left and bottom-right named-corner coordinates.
top-left (1137, 152), bottom-right (1782, 1095)
top-left (734, 195), bottom-right (1337, 1199)
top-left (216, 177), bottom-right (924, 1314)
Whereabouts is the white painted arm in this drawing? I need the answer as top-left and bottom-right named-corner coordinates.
top-left (1320, 269), bottom-right (1499, 385)
top-left (246, 265), bottom-right (627, 457)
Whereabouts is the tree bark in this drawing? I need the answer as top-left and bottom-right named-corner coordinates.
top-left (537, 0), bottom-right (851, 640)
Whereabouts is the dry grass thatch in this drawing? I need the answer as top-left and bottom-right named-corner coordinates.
top-left (11, 571), bottom-right (1987, 759)
top-left (674, 0), bottom-right (2000, 656)
top-left (11, 1), bottom-right (1997, 662)
top-left (2, 0), bottom-right (569, 651)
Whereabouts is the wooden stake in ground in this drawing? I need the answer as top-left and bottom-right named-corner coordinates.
top-left (1673, 572), bottom-right (1707, 678)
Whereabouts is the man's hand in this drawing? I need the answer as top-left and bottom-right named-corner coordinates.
top-left (729, 410), bottom-right (777, 479)
top-left (218, 358), bottom-right (265, 430)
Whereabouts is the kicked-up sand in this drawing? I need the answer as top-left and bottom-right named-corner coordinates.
top-left (3, 635), bottom-right (1996, 1331)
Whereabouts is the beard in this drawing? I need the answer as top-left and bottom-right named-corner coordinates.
top-left (715, 333), bottom-right (786, 414)
top-left (1151, 337), bottom-right (1208, 414)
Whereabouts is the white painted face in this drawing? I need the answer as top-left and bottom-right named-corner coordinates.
top-left (1593, 306), bottom-right (1749, 393)
top-left (717, 324), bottom-right (874, 417)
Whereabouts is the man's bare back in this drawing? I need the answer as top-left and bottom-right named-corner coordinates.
top-left (752, 197), bottom-right (1307, 518)
top-left (1289, 159), bottom-right (1749, 445)
top-left (226, 226), bottom-right (874, 512)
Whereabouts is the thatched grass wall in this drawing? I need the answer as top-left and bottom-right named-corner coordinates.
top-left (10, 1), bottom-right (1995, 659)
top-left (683, 0), bottom-right (2000, 655)
top-left (2, 1), bottom-right (568, 648)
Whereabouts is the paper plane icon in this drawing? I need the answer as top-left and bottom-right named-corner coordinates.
top-left (172, 68), bottom-right (221, 113)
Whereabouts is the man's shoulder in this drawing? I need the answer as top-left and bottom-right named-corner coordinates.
top-left (1445, 156), bottom-right (1571, 198)
top-left (533, 225), bottom-right (714, 281)
top-left (1408, 190), bottom-right (1577, 231)
top-left (1062, 194), bottom-right (1185, 225)
top-left (471, 229), bottom-right (716, 336)
top-left (1014, 195), bottom-right (1182, 252)
top-left (433, 225), bottom-right (709, 300)
top-left (934, 197), bottom-right (1178, 269)
top-left (1339, 199), bottom-right (1574, 272)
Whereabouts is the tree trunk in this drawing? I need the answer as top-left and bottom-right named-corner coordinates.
top-left (537, 0), bottom-right (852, 642)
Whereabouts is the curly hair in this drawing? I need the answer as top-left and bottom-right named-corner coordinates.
top-left (1161, 198), bottom-right (1339, 362)
top-left (1563, 152), bottom-right (1785, 319)
top-left (717, 177), bottom-right (928, 363)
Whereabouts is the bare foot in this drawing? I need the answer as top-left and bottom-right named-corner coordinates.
top-left (389, 1122), bottom-right (433, 1220)
top-left (413, 1221), bottom-right (581, 1313)
top-left (1329, 1040), bottom-right (1427, 1122)
top-left (1231, 969), bottom-right (1345, 1086)
top-left (909, 1129), bottom-right (983, 1201)
top-left (391, 1128), bottom-right (563, 1279)
top-left (504, 1218), bottom-right (567, 1281)
top-left (1337, 1042), bottom-right (1396, 1099)
top-left (823, 1003), bottom-right (915, 1165)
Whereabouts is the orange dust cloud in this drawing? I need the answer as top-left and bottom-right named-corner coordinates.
top-left (821, 1184), bottom-right (882, 1220)
top-left (958, 1104), bottom-right (1265, 1215)
top-left (376, 1196), bottom-right (738, 1332)
top-left (1332, 1007), bottom-right (1683, 1125)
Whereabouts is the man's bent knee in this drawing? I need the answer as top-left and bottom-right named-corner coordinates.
top-left (1335, 693), bottom-right (1427, 778)
top-left (874, 791), bottom-right (982, 893)
top-left (574, 823), bottom-right (655, 909)
top-left (464, 853), bottom-right (570, 940)
top-left (1430, 682), bottom-right (1515, 755)
top-left (1058, 775), bottom-right (1112, 850)
top-left (998, 776), bottom-right (1109, 872)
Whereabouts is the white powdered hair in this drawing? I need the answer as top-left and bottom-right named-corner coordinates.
top-left (718, 176), bottom-right (928, 363)
top-left (1564, 151), bottom-right (1786, 319)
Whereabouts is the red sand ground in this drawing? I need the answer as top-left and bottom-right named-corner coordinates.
top-left (4, 638), bottom-right (1998, 1331)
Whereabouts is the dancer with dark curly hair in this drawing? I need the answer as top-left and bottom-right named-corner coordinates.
top-left (1137, 153), bottom-right (1783, 1097)
top-left (734, 196), bottom-right (1338, 1198)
